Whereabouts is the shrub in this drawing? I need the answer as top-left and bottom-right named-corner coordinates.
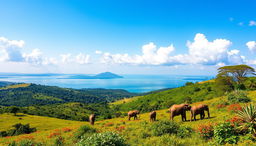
top-left (0, 123), bottom-right (36, 137)
top-left (9, 139), bottom-right (43, 146)
top-left (77, 131), bottom-right (127, 146)
top-left (54, 136), bottom-right (65, 146)
top-left (73, 125), bottom-right (97, 140)
top-left (227, 90), bottom-right (251, 104)
top-left (150, 120), bottom-right (179, 136)
top-left (236, 104), bottom-right (256, 135)
top-left (214, 122), bottom-right (239, 144)
top-left (177, 126), bottom-right (194, 138)
top-left (197, 123), bottom-right (214, 139)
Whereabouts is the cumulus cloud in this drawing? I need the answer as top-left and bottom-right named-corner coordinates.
top-left (246, 41), bottom-right (256, 52)
top-left (0, 37), bottom-right (25, 62)
top-left (100, 33), bottom-right (245, 66)
top-left (23, 49), bottom-right (57, 65)
top-left (76, 53), bottom-right (90, 64)
top-left (249, 20), bottom-right (256, 26)
top-left (101, 42), bottom-right (175, 65)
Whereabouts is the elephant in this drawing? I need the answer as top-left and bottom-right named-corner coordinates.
top-left (89, 114), bottom-right (96, 125)
top-left (190, 104), bottom-right (210, 121)
top-left (169, 104), bottom-right (191, 121)
top-left (128, 110), bottom-right (140, 120)
top-left (149, 111), bottom-right (156, 122)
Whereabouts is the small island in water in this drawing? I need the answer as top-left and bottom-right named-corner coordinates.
top-left (66, 72), bottom-right (123, 79)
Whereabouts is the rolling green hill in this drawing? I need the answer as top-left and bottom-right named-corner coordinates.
top-left (1, 90), bottom-right (256, 145)
top-left (0, 83), bottom-right (137, 106)
top-left (112, 81), bottom-right (218, 113)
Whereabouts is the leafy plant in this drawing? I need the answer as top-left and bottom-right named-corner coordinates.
top-left (77, 131), bottom-right (127, 146)
top-left (227, 90), bottom-right (251, 104)
top-left (236, 104), bottom-right (256, 135)
top-left (73, 125), bottom-right (97, 140)
top-left (0, 123), bottom-right (36, 137)
top-left (177, 126), bottom-right (194, 138)
top-left (197, 124), bottom-right (214, 139)
top-left (150, 120), bottom-right (179, 136)
top-left (214, 122), bottom-right (239, 144)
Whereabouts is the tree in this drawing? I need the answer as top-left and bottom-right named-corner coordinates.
top-left (9, 106), bottom-right (19, 116)
top-left (217, 65), bottom-right (255, 84)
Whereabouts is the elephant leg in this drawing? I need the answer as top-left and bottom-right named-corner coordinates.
top-left (184, 112), bottom-right (187, 121)
top-left (170, 112), bottom-right (173, 120)
top-left (128, 116), bottom-right (131, 121)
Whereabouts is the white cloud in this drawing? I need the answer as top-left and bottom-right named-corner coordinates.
top-left (101, 42), bottom-right (175, 65)
top-left (249, 20), bottom-right (256, 26)
top-left (76, 53), bottom-right (90, 64)
top-left (60, 54), bottom-right (72, 63)
top-left (95, 50), bottom-right (102, 54)
top-left (0, 37), bottom-right (25, 62)
top-left (246, 41), bottom-right (256, 52)
top-left (23, 49), bottom-right (57, 65)
top-left (100, 33), bottom-right (245, 66)
top-left (60, 53), bottom-right (90, 64)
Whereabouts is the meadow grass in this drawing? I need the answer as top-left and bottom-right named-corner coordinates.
top-left (0, 83), bottom-right (30, 90)
top-left (1, 91), bottom-right (256, 145)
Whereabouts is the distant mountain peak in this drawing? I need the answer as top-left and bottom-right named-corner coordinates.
top-left (94, 72), bottom-right (123, 79)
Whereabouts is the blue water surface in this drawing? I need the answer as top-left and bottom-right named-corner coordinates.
top-left (0, 74), bottom-right (213, 93)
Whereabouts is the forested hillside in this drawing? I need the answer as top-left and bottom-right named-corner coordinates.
top-left (0, 83), bottom-right (137, 106)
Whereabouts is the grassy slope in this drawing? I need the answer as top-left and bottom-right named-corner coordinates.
top-left (1, 91), bottom-right (256, 145)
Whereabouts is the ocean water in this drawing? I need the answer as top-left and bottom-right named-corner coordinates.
top-left (0, 74), bottom-right (213, 93)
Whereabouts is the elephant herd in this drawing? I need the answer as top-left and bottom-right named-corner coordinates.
top-left (89, 103), bottom-right (210, 125)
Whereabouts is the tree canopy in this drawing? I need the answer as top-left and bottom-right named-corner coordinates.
top-left (217, 64), bottom-right (256, 84)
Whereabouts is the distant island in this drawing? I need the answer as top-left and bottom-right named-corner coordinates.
top-left (65, 72), bottom-right (123, 79)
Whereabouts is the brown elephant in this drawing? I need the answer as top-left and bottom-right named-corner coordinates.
top-left (190, 104), bottom-right (210, 121)
top-left (149, 111), bottom-right (156, 122)
top-left (128, 110), bottom-right (140, 120)
top-left (89, 114), bottom-right (96, 125)
top-left (169, 104), bottom-right (191, 121)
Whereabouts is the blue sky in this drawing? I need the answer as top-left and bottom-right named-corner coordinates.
top-left (0, 0), bottom-right (256, 75)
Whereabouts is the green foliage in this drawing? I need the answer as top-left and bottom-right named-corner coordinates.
top-left (197, 124), bottom-right (214, 139)
top-left (54, 136), bottom-right (65, 146)
top-left (8, 139), bottom-right (43, 146)
top-left (214, 122), bottom-right (239, 144)
top-left (150, 120), bottom-right (179, 136)
top-left (9, 106), bottom-right (19, 116)
top-left (236, 104), bottom-right (256, 135)
top-left (185, 82), bottom-right (194, 86)
top-left (74, 125), bottom-right (97, 140)
top-left (214, 76), bottom-right (234, 96)
top-left (117, 82), bottom-right (217, 113)
top-left (0, 123), bottom-right (36, 137)
top-left (77, 131), bottom-right (127, 146)
top-left (227, 90), bottom-right (251, 104)
top-left (177, 126), bottom-right (194, 138)
top-left (0, 84), bottom-right (136, 107)
top-left (217, 64), bottom-right (255, 84)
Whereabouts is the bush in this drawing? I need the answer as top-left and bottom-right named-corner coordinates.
top-left (0, 123), bottom-right (36, 137)
top-left (54, 136), bottom-right (65, 146)
top-left (227, 90), bottom-right (251, 104)
top-left (177, 126), bottom-right (194, 138)
top-left (214, 122), bottom-right (239, 144)
top-left (74, 125), bottom-right (97, 140)
top-left (197, 124), bottom-right (214, 139)
top-left (150, 120), bottom-right (179, 136)
top-left (77, 131), bottom-right (127, 146)
top-left (9, 139), bottom-right (43, 146)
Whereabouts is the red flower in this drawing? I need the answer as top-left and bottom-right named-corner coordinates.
top-left (227, 104), bottom-right (242, 112)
